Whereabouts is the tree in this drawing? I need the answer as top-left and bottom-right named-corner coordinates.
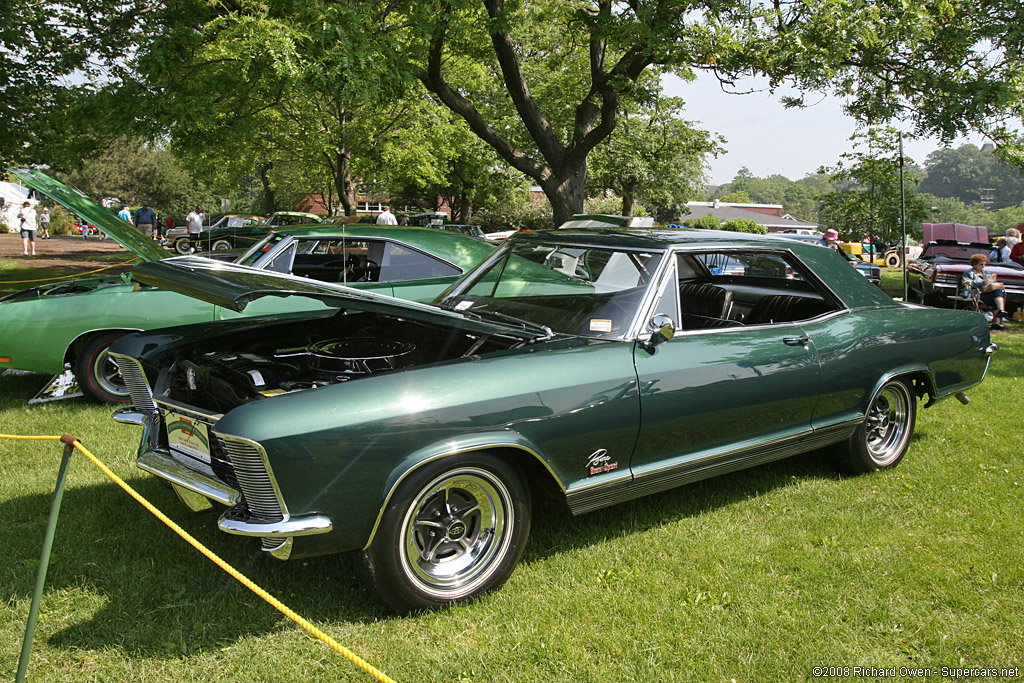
top-left (918, 144), bottom-right (1024, 208)
top-left (587, 93), bottom-right (722, 217)
top-left (818, 127), bottom-right (927, 244)
top-left (407, 0), bottom-right (1024, 226)
top-left (64, 138), bottom-right (216, 213)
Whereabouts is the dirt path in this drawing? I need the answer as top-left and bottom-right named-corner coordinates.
top-left (0, 232), bottom-right (136, 275)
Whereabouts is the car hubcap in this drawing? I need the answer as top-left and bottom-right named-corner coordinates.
top-left (92, 348), bottom-right (127, 397)
top-left (400, 467), bottom-right (512, 599)
top-left (865, 384), bottom-right (910, 466)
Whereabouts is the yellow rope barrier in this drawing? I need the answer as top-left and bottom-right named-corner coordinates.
top-left (0, 258), bottom-right (137, 285)
top-left (0, 433), bottom-right (397, 683)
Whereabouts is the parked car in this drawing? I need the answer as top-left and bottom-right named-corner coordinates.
top-left (1, 169), bottom-right (497, 403)
top-left (109, 223), bottom-right (995, 612)
top-left (262, 211), bottom-right (324, 227)
top-left (165, 214), bottom-right (264, 254)
top-left (907, 223), bottom-right (1024, 308)
top-left (774, 233), bottom-right (881, 286)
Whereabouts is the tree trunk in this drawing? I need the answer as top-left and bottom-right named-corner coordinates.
top-left (459, 191), bottom-right (472, 223)
top-left (621, 183), bottom-right (635, 217)
top-left (258, 162), bottom-right (275, 215)
top-left (334, 152), bottom-right (358, 217)
top-left (542, 165), bottom-right (588, 226)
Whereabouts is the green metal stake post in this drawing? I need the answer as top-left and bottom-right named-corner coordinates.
top-left (16, 435), bottom-right (77, 683)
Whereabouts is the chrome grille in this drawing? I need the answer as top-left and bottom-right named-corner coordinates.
top-left (218, 436), bottom-right (284, 522)
top-left (109, 353), bottom-right (156, 412)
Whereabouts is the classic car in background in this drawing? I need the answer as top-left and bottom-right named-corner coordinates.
top-left (262, 211), bottom-right (324, 227)
top-left (165, 214), bottom-right (263, 254)
top-left (1, 169), bottom-right (497, 403)
top-left (774, 233), bottom-right (881, 285)
top-left (907, 223), bottom-right (1024, 308)
top-left (109, 225), bottom-right (995, 612)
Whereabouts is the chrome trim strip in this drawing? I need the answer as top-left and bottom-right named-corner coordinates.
top-left (108, 352), bottom-right (156, 412)
top-left (214, 432), bottom-right (287, 522)
top-left (137, 449), bottom-right (240, 506)
top-left (566, 420), bottom-right (860, 516)
top-left (362, 442), bottom-right (565, 550)
top-left (218, 512), bottom-right (333, 537)
top-left (112, 409), bottom-right (145, 426)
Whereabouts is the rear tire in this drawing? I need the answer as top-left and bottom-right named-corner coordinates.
top-left (885, 253), bottom-right (901, 268)
top-left (75, 331), bottom-right (131, 404)
top-left (212, 239), bottom-right (232, 251)
top-left (836, 379), bottom-right (916, 474)
top-left (356, 453), bottom-right (531, 613)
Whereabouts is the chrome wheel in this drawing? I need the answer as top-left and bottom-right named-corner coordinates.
top-left (398, 467), bottom-right (513, 599)
top-left (864, 382), bottom-right (913, 467)
top-left (91, 347), bottom-right (127, 398)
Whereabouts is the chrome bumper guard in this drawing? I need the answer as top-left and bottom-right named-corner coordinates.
top-left (218, 508), bottom-right (334, 537)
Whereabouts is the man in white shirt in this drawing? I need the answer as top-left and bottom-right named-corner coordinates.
top-left (989, 238), bottom-right (1011, 263)
top-left (186, 205), bottom-right (205, 252)
top-left (17, 201), bottom-right (37, 256)
top-left (375, 205), bottom-right (398, 225)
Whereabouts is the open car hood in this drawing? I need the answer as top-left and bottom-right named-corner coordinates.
top-left (8, 168), bottom-right (168, 263)
top-left (131, 257), bottom-right (539, 340)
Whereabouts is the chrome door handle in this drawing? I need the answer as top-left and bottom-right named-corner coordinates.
top-left (783, 335), bottom-right (810, 347)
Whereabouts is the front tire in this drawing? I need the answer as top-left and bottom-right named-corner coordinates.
top-left (356, 453), bottom-right (531, 613)
top-left (75, 331), bottom-right (131, 404)
top-left (174, 237), bottom-right (192, 255)
top-left (837, 379), bottom-right (916, 474)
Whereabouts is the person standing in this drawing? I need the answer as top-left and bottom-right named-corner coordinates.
top-left (118, 204), bottom-right (133, 224)
top-left (38, 207), bottom-right (51, 239)
top-left (17, 201), bottom-right (37, 256)
top-left (133, 202), bottom-right (157, 238)
top-left (186, 205), bottom-right (205, 252)
top-left (376, 205), bottom-right (398, 225)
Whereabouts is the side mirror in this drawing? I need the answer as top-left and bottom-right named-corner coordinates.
top-left (647, 314), bottom-right (676, 347)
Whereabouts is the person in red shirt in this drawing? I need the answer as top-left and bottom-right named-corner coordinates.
top-left (1009, 225), bottom-right (1024, 266)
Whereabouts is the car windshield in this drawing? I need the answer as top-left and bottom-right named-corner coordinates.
top-left (438, 241), bottom-right (663, 338)
top-left (236, 233), bottom-right (285, 266)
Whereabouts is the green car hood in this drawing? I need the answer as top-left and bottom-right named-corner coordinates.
top-left (9, 168), bottom-right (168, 263)
top-left (131, 257), bottom-right (539, 340)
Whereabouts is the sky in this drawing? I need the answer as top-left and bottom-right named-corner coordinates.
top-left (662, 73), bottom-right (989, 187)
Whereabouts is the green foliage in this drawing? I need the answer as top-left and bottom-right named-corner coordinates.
top-left (721, 218), bottom-right (767, 234)
top-left (686, 215), bottom-right (723, 230)
top-left (587, 92), bottom-right (723, 218)
top-left (817, 127), bottom-right (928, 243)
top-left (919, 144), bottom-right (1024, 209)
top-left (64, 139), bottom-right (217, 216)
top-left (473, 192), bottom-right (553, 233)
top-left (712, 168), bottom-right (830, 222)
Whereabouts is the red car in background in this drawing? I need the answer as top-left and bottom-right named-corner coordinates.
top-left (907, 223), bottom-right (1024, 310)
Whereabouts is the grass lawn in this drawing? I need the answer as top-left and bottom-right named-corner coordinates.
top-left (0, 270), bottom-right (1021, 682)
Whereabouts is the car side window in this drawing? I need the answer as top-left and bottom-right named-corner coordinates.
top-left (673, 250), bottom-right (836, 330)
top-left (379, 242), bottom-right (460, 282)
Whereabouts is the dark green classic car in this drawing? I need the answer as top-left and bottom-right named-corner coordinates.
top-left (109, 222), bottom-right (996, 611)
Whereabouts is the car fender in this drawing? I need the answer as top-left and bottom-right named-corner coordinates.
top-left (864, 366), bottom-right (937, 413)
top-left (362, 430), bottom-right (565, 550)
top-left (64, 327), bottom-right (143, 366)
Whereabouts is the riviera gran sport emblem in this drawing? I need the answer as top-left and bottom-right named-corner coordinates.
top-left (587, 449), bottom-right (619, 476)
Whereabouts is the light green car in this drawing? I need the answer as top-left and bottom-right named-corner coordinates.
top-left (0, 169), bottom-right (497, 403)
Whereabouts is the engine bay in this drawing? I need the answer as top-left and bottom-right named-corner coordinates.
top-left (161, 312), bottom-right (517, 413)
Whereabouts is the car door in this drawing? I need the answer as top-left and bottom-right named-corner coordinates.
top-left (630, 248), bottom-right (825, 483)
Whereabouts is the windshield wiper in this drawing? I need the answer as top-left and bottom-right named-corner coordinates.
top-left (456, 306), bottom-right (553, 339)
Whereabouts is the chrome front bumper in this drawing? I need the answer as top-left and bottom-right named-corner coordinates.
top-left (115, 408), bottom-right (333, 559)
